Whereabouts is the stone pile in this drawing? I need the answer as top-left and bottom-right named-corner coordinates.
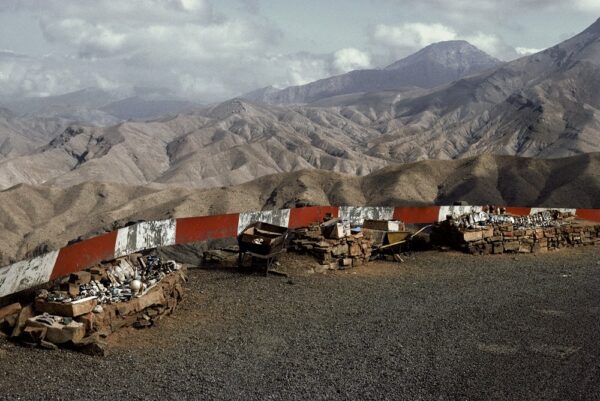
top-left (290, 222), bottom-right (373, 270)
top-left (433, 210), bottom-right (600, 254)
top-left (0, 254), bottom-right (186, 355)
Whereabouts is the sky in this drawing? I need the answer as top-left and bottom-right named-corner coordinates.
top-left (0, 0), bottom-right (597, 102)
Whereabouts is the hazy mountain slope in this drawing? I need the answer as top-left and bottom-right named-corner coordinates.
top-left (244, 41), bottom-right (501, 104)
top-left (99, 97), bottom-right (197, 121)
top-left (1, 153), bottom-right (599, 263)
top-left (2, 87), bottom-right (200, 125)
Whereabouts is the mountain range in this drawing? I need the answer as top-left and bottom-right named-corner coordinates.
top-left (0, 19), bottom-right (598, 193)
top-left (244, 40), bottom-right (501, 104)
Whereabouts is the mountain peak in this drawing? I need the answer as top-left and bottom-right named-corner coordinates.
top-left (207, 98), bottom-right (259, 119)
top-left (384, 40), bottom-right (500, 71)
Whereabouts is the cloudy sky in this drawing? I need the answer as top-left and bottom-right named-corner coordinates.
top-left (0, 0), bottom-right (597, 101)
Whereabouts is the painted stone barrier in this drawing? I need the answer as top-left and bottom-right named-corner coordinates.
top-left (0, 205), bottom-right (598, 299)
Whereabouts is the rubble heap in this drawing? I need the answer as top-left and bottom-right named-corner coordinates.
top-left (433, 210), bottom-right (600, 254)
top-left (290, 220), bottom-right (374, 270)
top-left (0, 254), bottom-right (186, 355)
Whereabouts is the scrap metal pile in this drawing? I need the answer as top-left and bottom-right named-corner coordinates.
top-left (45, 255), bottom-right (181, 305)
top-left (0, 254), bottom-right (186, 355)
top-left (451, 208), bottom-right (569, 230)
top-left (433, 208), bottom-right (600, 254)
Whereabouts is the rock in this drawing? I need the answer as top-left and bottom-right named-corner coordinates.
top-left (340, 258), bottom-right (353, 267)
top-left (315, 265), bottom-right (328, 274)
top-left (39, 340), bottom-right (58, 351)
top-left (137, 288), bottom-right (167, 311)
top-left (77, 339), bottom-right (108, 357)
top-left (22, 325), bottom-right (47, 343)
top-left (0, 303), bottom-right (21, 321)
top-left (26, 318), bottom-right (85, 344)
top-left (69, 271), bottom-right (92, 285)
top-left (133, 320), bottom-right (152, 329)
top-left (11, 305), bottom-right (34, 337)
top-left (60, 283), bottom-right (80, 297)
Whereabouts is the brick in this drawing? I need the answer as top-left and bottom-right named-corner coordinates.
top-left (340, 258), bottom-right (352, 267)
top-left (462, 230), bottom-right (483, 242)
top-left (482, 226), bottom-right (494, 239)
top-left (518, 245), bottom-right (532, 253)
top-left (503, 241), bottom-right (520, 252)
top-left (35, 297), bottom-right (97, 317)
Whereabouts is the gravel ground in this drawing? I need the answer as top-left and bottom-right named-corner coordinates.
top-left (1, 248), bottom-right (600, 401)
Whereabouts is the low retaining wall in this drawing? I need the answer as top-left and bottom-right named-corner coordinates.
top-left (1, 205), bottom-right (600, 299)
top-left (433, 218), bottom-right (600, 254)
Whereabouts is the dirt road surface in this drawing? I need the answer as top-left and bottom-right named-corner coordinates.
top-left (1, 249), bottom-right (599, 400)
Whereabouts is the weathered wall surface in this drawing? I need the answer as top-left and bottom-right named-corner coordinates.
top-left (1, 205), bottom-right (599, 299)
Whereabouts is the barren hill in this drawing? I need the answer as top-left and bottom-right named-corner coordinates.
top-left (0, 99), bottom-right (389, 189)
top-left (1, 153), bottom-right (600, 264)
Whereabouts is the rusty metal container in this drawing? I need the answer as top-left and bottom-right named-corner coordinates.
top-left (238, 222), bottom-right (289, 256)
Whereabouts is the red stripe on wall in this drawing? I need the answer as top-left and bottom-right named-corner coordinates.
top-left (575, 209), bottom-right (600, 222)
top-left (288, 206), bottom-right (340, 228)
top-left (51, 231), bottom-right (118, 280)
top-left (175, 213), bottom-right (240, 244)
top-left (393, 207), bottom-right (441, 224)
top-left (504, 207), bottom-right (531, 216)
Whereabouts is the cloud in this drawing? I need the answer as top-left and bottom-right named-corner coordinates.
top-left (574, 0), bottom-right (600, 11)
top-left (0, 1), bottom-right (592, 101)
top-left (332, 48), bottom-right (372, 73)
top-left (515, 46), bottom-right (544, 56)
top-left (372, 23), bottom-right (457, 51)
top-left (370, 21), bottom-right (522, 61)
top-left (0, 0), bottom-right (290, 99)
top-left (0, 0), bottom-right (385, 100)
